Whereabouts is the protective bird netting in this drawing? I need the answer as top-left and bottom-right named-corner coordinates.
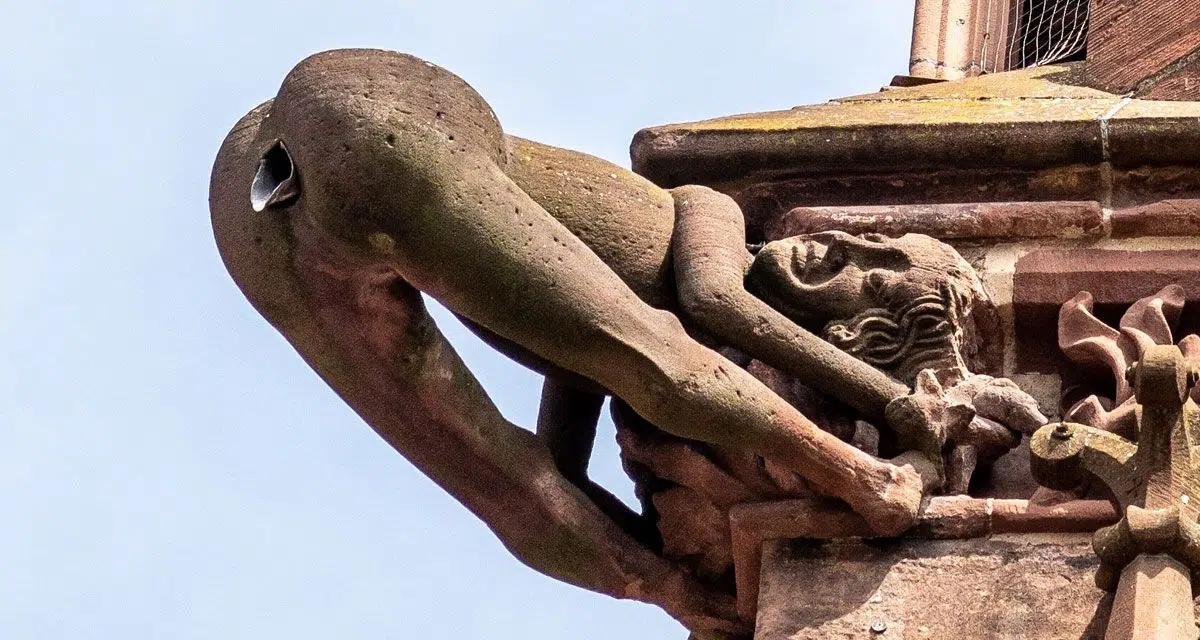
top-left (978, 0), bottom-right (1091, 73)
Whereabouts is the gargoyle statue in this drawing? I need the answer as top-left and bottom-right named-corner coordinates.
top-left (209, 48), bottom-right (1043, 634)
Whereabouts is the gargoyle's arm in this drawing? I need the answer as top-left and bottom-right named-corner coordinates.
top-left (395, 155), bottom-right (928, 534)
top-left (350, 283), bottom-right (742, 634)
top-left (537, 377), bottom-right (604, 481)
top-left (669, 185), bottom-right (909, 423)
top-left (537, 378), bottom-right (659, 546)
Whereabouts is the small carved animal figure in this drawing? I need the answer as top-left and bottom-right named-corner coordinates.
top-left (209, 49), bottom-right (1023, 632)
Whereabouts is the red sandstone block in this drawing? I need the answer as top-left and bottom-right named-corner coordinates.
top-left (771, 201), bottom-right (1102, 241)
top-left (1112, 200), bottom-right (1200, 238)
top-left (1087, 0), bottom-right (1200, 94)
top-left (1014, 249), bottom-right (1200, 307)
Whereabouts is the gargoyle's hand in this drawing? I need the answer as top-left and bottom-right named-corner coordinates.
top-left (884, 369), bottom-right (975, 480)
top-left (642, 567), bottom-right (748, 636)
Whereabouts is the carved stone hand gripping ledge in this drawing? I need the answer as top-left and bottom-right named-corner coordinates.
top-left (1031, 345), bottom-right (1200, 639)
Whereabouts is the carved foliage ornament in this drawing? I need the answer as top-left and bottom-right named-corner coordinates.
top-left (1059, 284), bottom-right (1200, 437)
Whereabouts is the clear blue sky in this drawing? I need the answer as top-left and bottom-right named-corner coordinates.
top-left (2, 3), bottom-right (911, 637)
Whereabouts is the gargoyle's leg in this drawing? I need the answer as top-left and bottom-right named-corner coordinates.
top-left (404, 163), bottom-right (925, 535)
top-left (668, 184), bottom-right (909, 423)
top-left (537, 378), bottom-right (658, 546)
top-left (340, 280), bottom-right (741, 634)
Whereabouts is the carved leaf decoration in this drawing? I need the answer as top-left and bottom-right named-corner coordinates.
top-left (1059, 285), bottom-right (1192, 430)
top-left (1117, 284), bottom-right (1185, 363)
top-left (1058, 291), bottom-right (1132, 402)
top-left (1065, 395), bottom-right (1138, 439)
top-left (1180, 333), bottom-right (1200, 360)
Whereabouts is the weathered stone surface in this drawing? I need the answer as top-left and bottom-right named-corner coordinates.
top-left (730, 497), bottom-right (1117, 622)
top-left (1087, 0), bottom-right (1200, 96)
top-left (755, 535), bottom-right (1110, 640)
top-left (1112, 167), bottom-right (1200, 208)
top-left (1106, 115), bottom-right (1200, 170)
top-left (652, 486), bottom-right (735, 581)
top-left (1014, 250), bottom-right (1200, 307)
top-left (1105, 555), bottom-right (1198, 640)
top-left (632, 63), bottom-right (1200, 258)
top-left (738, 167), bottom-right (1105, 243)
top-left (632, 66), bottom-right (1113, 188)
top-left (768, 198), bottom-right (1200, 243)
top-left (769, 201), bottom-right (1103, 241)
top-left (632, 64), bottom-right (1200, 190)
top-left (1112, 200), bottom-right (1200, 238)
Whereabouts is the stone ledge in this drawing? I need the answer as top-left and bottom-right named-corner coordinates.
top-left (1013, 249), bottom-right (1200, 307)
top-left (728, 498), bottom-right (1115, 623)
top-left (768, 201), bottom-right (1103, 241)
top-left (756, 535), bottom-right (1112, 639)
top-left (1112, 200), bottom-right (1200, 238)
top-left (631, 64), bottom-right (1200, 190)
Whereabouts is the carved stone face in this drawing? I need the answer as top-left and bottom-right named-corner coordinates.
top-left (747, 231), bottom-right (991, 383)
top-left (749, 232), bottom-right (912, 324)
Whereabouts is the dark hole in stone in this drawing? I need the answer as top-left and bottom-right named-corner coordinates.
top-left (250, 140), bottom-right (299, 212)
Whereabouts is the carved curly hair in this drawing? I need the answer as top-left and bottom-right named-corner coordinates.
top-left (823, 259), bottom-right (994, 385)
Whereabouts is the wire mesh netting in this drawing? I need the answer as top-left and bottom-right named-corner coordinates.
top-left (978, 0), bottom-right (1091, 73)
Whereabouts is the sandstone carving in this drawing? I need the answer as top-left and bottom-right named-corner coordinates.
top-left (748, 231), bottom-right (993, 385)
top-left (623, 232), bottom-right (1046, 584)
top-left (1059, 284), bottom-right (1200, 438)
top-left (209, 49), bottom-right (1046, 634)
top-left (1031, 345), bottom-right (1200, 640)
